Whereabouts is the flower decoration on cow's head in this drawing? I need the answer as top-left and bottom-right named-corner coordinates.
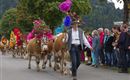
top-left (33, 19), bottom-right (46, 28)
top-left (33, 19), bottom-right (49, 34)
top-left (33, 19), bottom-right (42, 27)
top-left (13, 27), bottom-right (21, 36)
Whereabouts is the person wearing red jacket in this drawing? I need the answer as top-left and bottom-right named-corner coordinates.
top-left (98, 28), bottom-right (105, 65)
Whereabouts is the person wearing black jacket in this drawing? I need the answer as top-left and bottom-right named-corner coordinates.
top-left (125, 30), bottom-right (130, 68)
top-left (118, 24), bottom-right (128, 73)
top-left (111, 26), bottom-right (120, 67)
top-left (104, 29), bottom-right (115, 66)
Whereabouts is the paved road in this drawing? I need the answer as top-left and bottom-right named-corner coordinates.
top-left (0, 54), bottom-right (130, 80)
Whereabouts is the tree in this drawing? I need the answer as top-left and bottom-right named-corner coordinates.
top-left (122, 0), bottom-right (129, 24)
top-left (16, 0), bottom-right (92, 31)
top-left (84, 0), bottom-right (123, 28)
top-left (0, 8), bottom-right (18, 38)
top-left (100, 0), bottom-right (129, 24)
top-left (0, 0), bottom-right (18, 18)
top-left (0, 8), bottom-right (33, 38)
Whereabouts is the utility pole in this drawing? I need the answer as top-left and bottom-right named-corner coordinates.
top-left (127, 0), bottom-right (130, 24)
top-left (123, 0), bottom-right (129, 24)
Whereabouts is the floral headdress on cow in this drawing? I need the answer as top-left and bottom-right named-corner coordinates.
top-left (33, 19), bottom-right (48, 33)
top-left (31, 19), bottom-right (53, 40)
top-left (1, 36), bottom-right (8, 45)
top-left (9, 31), bottom-right (16, 47)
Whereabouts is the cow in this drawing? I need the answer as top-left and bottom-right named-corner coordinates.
top-left (41, 39), bottom-right (54, 69)
top-left (0, 37), bottom-right (9, 55)
top-left (27, 35), bottom-right (53, 71)
top-left (27, 38), bottom-right (42, 71)
top-left (10, 34), bottom-right (27, 59)
top-left (53, 33), bottom-right (69, 75)
top-left (41, 32), bottom-right (70, 75)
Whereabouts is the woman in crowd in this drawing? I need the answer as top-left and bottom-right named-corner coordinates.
top-left (85, 25), bottom-right (130, 73)
top-left (98, 28), bottom-right (105, 65)
top-left (91, 30), bottom-right (100, 67)
top-left (111, 26), bottom-right (120, 67)
top-left (85, 32), bottom-right (92, 65)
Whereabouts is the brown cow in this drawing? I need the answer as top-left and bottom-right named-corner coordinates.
top-left (53, 33), bottom-right (69, 74)
top-left (11, 36), bottom-right (26, 59)
top-left (41, 37), bottom-right (54, 69)
top-left (27, 38), bottom-right (42, 71)
top-left (0, 37), bottom-right (9, 55)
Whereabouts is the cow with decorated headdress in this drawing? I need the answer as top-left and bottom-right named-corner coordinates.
top-left (0, 36), bottom-right (9, 55)
top-left (27, 19), bottom-right (55, 71)
top-left (9, 31), bottom-right (16, 54)
top-left (9, 27), bottom-right (27, 58)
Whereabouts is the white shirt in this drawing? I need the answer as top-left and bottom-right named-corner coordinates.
top-left (66, 28), bottom-right (92, 49)
top-left (72, 28), bottom-right (80, 44)
top-left (83, 32), bottom-right (92, 49)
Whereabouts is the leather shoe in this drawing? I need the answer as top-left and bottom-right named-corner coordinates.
top-left (73, 76), bottom-right (77, 80)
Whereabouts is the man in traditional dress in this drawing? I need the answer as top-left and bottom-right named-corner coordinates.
top-left (66, 20), bottom-right (92, 80)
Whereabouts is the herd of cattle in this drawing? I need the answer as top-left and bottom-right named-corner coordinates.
top-left (0, 33), bottom-right (71, 75)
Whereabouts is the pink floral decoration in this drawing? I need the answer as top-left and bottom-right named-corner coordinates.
top-left (44, 31), bottom-right (54, 40)
top-left (27, 29), bottom-right (35, 42)
top-left (33, 20), bottom-right (42, 27)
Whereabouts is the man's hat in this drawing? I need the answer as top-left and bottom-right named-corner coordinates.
top-left (71, 20), bottom-right (80, 25)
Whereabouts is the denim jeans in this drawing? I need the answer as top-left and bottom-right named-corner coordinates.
top-left (126, 51), bottom-right (130, 67)
top-left (69, 45), bottom-right (81, 77)
top-left (105, 52), bottom-right (112, 66)
top-left (111, 50), bottom-right (118, 66)
top-left (92, 51), bottom-right (96, 65)
top-left (99, 48), bottom-right (105, 64)
top-left (113, 49), bottom-right (119, 65)
top-left (104, 52), bottom-right (108, 65)
top-left (92, 49), bottom-right (99, 66)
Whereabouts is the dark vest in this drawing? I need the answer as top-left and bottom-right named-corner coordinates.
top-left (67, 28), bottom-right (84, 51)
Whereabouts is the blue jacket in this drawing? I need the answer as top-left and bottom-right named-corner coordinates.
top-left (92, 36), bottom-right (100, 51)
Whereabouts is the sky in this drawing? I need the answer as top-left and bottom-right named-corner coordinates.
top-left (108, 0), bottom-right (124, 9)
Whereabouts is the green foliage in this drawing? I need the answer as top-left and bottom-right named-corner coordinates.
top-left (0, 8), bottom-right (18, 38)
top-left (0, 8), bottom-right (33, 38)
top-left (85, 0), bottom-right (123, 28)
top-left (72, 0), bottom-right (91, 15)
top-left (42, 1), bottom-right (65, 29)
top-left (17, 0), bottom-right (91, 30)
top-left (0, 0), bottom-right (91, 35)
top-left (1, 0), bottom-right (125, 34)
top-left (1, 8), bottom-right (18, 32)
top-left (0, 0), bottom-right (18, 18)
